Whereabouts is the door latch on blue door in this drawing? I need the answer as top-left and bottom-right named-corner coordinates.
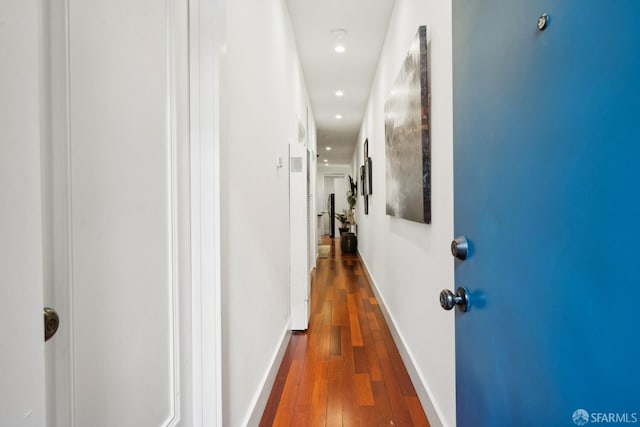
top-left (451, 236), bottom-right (469, 260)
top-left (537, 13), bottom-right (549, 31)
top-left (440, 287), bottom-right (470, 312)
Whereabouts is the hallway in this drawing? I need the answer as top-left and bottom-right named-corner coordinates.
top-left (260, 236), bottom-right (430, 426)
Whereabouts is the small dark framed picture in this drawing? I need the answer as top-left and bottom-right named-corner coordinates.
top-left (360, 165), bottom-right (366, 196)
top-left (364, 138), bottom-right (369, 160)
top-left (366, 157), bottom-right (372, 195)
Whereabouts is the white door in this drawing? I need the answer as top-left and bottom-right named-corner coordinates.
top-left (2, 1), bottom-right (201, 426)
top-left (0, 2), bottom-right (47, 425)
top-left (290, 141), bottom-right (310, 330)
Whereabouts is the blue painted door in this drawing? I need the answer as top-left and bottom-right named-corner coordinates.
top-left (452, 1), bottom-right (640, 425)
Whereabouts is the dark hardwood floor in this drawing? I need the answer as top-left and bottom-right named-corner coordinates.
top-left (259, 235), bottom-right (430, 426)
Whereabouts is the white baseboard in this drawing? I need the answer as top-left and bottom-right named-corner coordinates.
top-left (358, 253), bottom-right (447, 427)
top-left (244, 325), bottom-right (292, 427)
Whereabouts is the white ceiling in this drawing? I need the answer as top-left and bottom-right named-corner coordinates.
top-left (286, 0), bottom-right (396, 165)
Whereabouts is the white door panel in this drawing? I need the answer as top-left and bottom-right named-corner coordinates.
top-left (290, 143), bottom-right (310, 330)
top-left (0, 2), bottom-right (47, 425)
top-left (65, 1), bottom-right (186, 425)
top-left (2, 0), bottom-right (215, 425)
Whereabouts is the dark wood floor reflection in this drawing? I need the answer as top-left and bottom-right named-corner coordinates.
top-left (260, 235), bottom-right (430, 426)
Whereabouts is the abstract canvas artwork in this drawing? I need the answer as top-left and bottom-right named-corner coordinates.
top-left (384, 26), bottom-right (431, 224)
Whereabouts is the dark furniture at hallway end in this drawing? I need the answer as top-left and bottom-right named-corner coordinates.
top-left (341, 232), bottom-right (357, 254)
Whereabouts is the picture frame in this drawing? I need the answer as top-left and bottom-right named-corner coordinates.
top-left (362, 138), bottom-right (371, 214)
top-left (363, 139), bottom-right (372, 196)
top-left (348, 174), bottom-right (357, 196)
top-left (365, 157), bottom-right (372, 195)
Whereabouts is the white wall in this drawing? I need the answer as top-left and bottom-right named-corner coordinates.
top-left (219, 0), bottom-right (314, 424)
top-left (353, 0), bottom-right (455, 425)
top-left (316, 165), bottom-right (352, 234)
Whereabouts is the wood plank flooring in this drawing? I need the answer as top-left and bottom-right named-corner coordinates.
top-left (260, 236), bottom-right (430, 427)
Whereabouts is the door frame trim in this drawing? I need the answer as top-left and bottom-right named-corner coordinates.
top-left (188, 0), bottom-right (223, 424)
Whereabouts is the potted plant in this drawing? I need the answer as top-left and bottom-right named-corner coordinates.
top-left (335, 209), bottom-right (350, 235)
top-left (342, 182), bottom-right (359, 253)
top-left (347, 191), bottom-right (356, 224)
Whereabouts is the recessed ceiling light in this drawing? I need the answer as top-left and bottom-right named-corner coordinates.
top-left (323, 159), bottom-right (328, 163)
top-left (331, 29), bottom-right (347, 54)
top-left (335, 114), bottom-right (343, 119)
top-left (326, 146), bottom-right (332, 151)
top-left (335, 90), bottom-right (344, 97)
